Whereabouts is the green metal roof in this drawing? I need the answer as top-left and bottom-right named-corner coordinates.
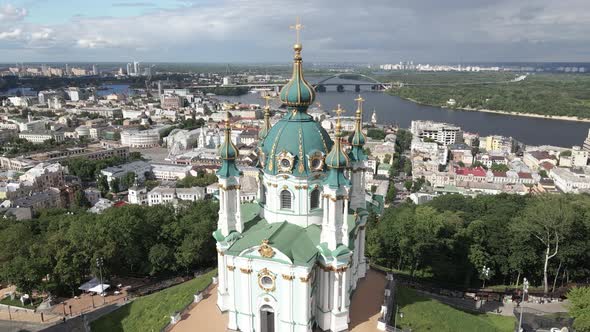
top-left (218, 203), bottom-right (362, 266)
top-left (260, 111), bottom-right (333, 177)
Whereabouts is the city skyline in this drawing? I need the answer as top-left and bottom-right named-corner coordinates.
top-left (0, 0), bottom-right (589, 63)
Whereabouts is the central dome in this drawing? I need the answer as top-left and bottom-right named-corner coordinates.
top-left (260, 111), bottom-right (333, 177)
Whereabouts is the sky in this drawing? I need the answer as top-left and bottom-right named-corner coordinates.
top-left (0, 0), bottom-right (589, 63)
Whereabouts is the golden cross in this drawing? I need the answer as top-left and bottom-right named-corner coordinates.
top-left (225, 109), bottom-right (231, 126)
top-left (262, 95), bottom-right (272, 109)
top-left (334, 104), bottom-right (345, 118)
top-left (355, 95), bottom-right (365, 113)
top-left (290, 16), bottom-right (304, 45)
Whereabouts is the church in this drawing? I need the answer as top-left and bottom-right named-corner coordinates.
top-left (213, 25), bottom-right (370, 332)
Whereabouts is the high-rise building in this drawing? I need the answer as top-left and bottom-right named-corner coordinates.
top-left (411, 120), bottom-right (463, 146)
top-left (126, 63), bottom-right (132, 76)
top-left (133, 61), bottom-right (140, 76)
top-left (583, 129), bottom-right (590, 152)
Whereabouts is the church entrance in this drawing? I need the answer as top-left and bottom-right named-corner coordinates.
top-left (259, 305), bottom-right (275, 332)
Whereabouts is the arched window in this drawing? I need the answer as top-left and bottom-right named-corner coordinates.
top-left (261, 185), bottom-right (267, 205)
top-left (310, 189), bottom-right (320, 210)
top-left (280, 190), bottom-right (292, 210)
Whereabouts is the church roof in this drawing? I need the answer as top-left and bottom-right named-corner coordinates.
top-left (260, 111), bottom-right (333, 177)
top-left (223, 203), bottom-right (361, 267)
top-left (279, 44), bottom-right (315, 109)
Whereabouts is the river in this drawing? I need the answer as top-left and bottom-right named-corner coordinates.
top-left (217, 89), bottom-right (590, 148)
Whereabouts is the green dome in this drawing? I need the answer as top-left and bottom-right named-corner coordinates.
top-left (279, 44), bottom-right (315, 109)
top-left (260, 111), bottom-right (333, 177)
top-left (325, 136), bottom-right (349, 169)
top-left (217, 115), bottom-right (241, 179)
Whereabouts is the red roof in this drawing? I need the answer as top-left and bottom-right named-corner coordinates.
top-left (518, 172), bottom-right (533, 179)
top-left (540, 161), bottom-right (555, 171)
top-left (456, 166), bottom-right (487, 177)
top-left (492, 171), bottom-right (507, 177)
top-left (113, 201), bottom-right (127, 208)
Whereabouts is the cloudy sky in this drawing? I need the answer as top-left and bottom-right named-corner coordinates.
top-left (0, 0), bottom-right (589, 63)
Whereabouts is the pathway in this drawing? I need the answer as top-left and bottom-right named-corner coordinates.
top-left (171, 269), bottom-right (386, 332)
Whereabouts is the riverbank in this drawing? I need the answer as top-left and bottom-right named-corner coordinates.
top-left (397, 95), bottom-right (590, 123)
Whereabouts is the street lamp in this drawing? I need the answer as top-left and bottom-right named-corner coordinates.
top-left (481, 265), bottom-right (491, 288)
top-left (518, 277), bottom-right (530, 332)
top-left (96, 257), bottom-right (105, 305)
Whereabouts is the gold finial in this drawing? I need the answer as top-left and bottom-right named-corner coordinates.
top-left (334, 104), bottom-right (345, 136)
top-left (355, 94), bottom-right (365, 116)
top-left (290, 16), bottom-right (304, 46)
top-left (262, 94), bottom-right (272, 110)
top-left (225, 109), bottom-right (231, 127)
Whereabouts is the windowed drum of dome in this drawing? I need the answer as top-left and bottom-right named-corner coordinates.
top-left (310, 189), bottom-right (320, 210)
top-left (280, 190), bottom-right (292, 210)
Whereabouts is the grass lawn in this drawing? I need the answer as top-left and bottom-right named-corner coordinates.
top-left (394, 286), bottom-right (515, 332)
top-left (0, 296), bottom-right (41, 309)
top-left (91, 269), bottom-right (216, 332)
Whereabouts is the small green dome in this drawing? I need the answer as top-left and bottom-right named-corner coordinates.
top-left (325, 136), bottom-right (350, 169)
top-left (218, 135), bottom-right (238, 160)
top-left (279, 45), bottom-right (315, 109)
top-left (348, 128), bottom-right (366, 147)
top-left (217, 115), bottom-right (241, 179)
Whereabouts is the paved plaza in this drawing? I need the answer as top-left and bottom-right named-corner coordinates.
top-left (171, 269), bottom-right (387, 332)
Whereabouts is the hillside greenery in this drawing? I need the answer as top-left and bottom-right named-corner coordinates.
top-left (367, 193), bottom-right (590, 293)
top-left (395, 286), bottom-right (515, 332)
top-left (0, 201), bottom-right (218, 297)
top-left (382, 72), bottom-right (590, 119)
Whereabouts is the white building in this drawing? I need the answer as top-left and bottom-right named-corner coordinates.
top-left (550, 167), bottom-right (590, 193)
top-left (571, 146), bottom-right (589, 168)
top-left (151, 163), bottom-right (192, 181)
top-left (120, 129), bottom-right (160, 148)
top-left (411, 120), bottom-right (463, 146)
top-left (100, 161), bottom-right (152, 187)
top-left (147, 186), bottom-right (205, 206)
top-left (214, 42), bottom-right (368, 332)
top-left (18, 131), bottom-right (65, 144)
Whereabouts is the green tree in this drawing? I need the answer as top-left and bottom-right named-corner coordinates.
top-left (513, 195), bottom-right (574, 294)
top-left (383, 153), bottom-right (392, 164)
top-left (74, 190), bottom-right (91, 208)
top-left (490, 163), bottom-right (509, 172)
top-left (568, 286), bottom-right (590, 332)
top-left (97, 175), bottom-right (109, 195)
top-left (366, 129), bottom-right (386, 140)
top-left (148, 243), bottom-right (174, 276)
top-left (110, 178), bottom-right (120, 193)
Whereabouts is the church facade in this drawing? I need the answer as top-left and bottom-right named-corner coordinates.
top-left (213, 34), bottom-right (370, 332)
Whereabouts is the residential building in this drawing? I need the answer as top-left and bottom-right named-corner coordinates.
top-left (147, 186), bottom-right (205, 206)
top-left (571, 146), bottom-right (589, 167)
top-left (19, 130), bottom-right (65, 144)
top-left (128, 186), bottom-right (148, 205)
top-left (482, 135), bottom-right (514, 153)
top-left (550, 167), bottom-right (590, 193)
top-left (120, 129), bottom-right (160, 148)
top-left (584, 129), bottom-right (590, 152)
top-left (19, 163), bottom-right (65, 190)
top-left (410, 120), bottom-right (463, 145)
top-left (100, 161), bottom-right (152, 188)
top-left (151, 163), bottom-right (192, 181)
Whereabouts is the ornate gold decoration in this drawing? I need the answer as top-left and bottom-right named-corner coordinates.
top-left (218, 184), bottom-right (241, 191)
top-left (227, 265), bottom-right (235, 271)
top-left (298, 128), bottom-right (305, 173)
top-left (272, 184), bottom-right (278, 188)
top-left (240, 267), bottom-right (252, 274)
top-left (282, 175), bottom-right (289, 179)
top-left (300, 275), bottom-right (310, 283)
top-left (282, 274), bottom-right (295, 280)
top-left (308, 151), bottom-right (324, 172)
top-left (258, 268), bottom-right (276, 292)
top-left (216, 249), bottom-right (225, 256)
top-left (277, 150), bottom-right (295, 174)
top-left (289, 16), bottom-right (304, 45)
top-left (258, 239), bottom-right (275, 258)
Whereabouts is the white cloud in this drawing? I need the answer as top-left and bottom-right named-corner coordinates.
top-left (0, 4), bottom-right (27, 21)
top-left (1, 0), bottom-right (590, 61)
top-left (0, 28), bottom-right (22, 40)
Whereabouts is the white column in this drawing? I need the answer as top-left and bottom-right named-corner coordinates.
top-left (333, 272), bottom-right (340, 313)
top-left (342, 270), bottom-right (349, 308)
top-left (227, 267), bottom-right (238, 330)
top-left (342, 199), bottom-right (349, 246)
top-left (235, 188), bottom-right (243, 233)
top-left (322, 270), bottom-right (330, 312)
